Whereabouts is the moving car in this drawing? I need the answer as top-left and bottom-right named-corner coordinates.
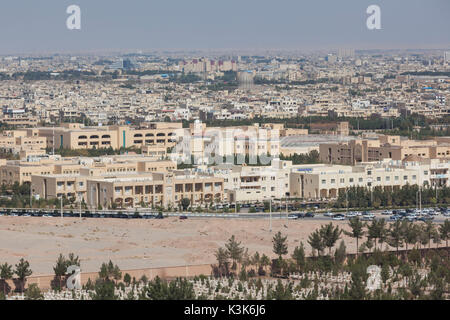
top-left (304, 212), bottom-right (315, 218)
top-left (179, 215), bottom-right (188, 220)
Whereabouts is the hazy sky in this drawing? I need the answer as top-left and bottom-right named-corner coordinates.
top-left (0, 0), bottom-right (449, 54)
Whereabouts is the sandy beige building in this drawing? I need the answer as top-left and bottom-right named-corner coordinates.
top-left (36, 122), bottom-right (181, 150)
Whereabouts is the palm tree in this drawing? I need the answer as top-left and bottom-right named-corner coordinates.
top-left (343, 217), bottom-right (365, 257)
top-left (0, 263), bottom-right (13, 297)
top-left (15, 258), bottom-right (32, 293)
top-left (439, 219), bottom-right (450, 248)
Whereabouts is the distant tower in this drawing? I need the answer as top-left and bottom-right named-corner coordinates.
top-left (444, 51), bottom-right (450, 64)
top-left (237, 71), bottom-right (254, 91)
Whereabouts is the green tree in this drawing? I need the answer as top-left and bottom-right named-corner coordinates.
top-left (215, 247), bottom-right (230, 277)
top-left (387, 220), bottom-right (404, 255)
top-left (225, 235), bottom-right (245, 273)
top-left (272, 231), bottom-right (288, 260)
top-left (53, 254), bottom-right (68, 290)
top-left (266, 279), bottom-right (293, 300)
top-left (367, 219), bottom-right (388, 251)
top-left (181, 198), bottom-right (190, 211)
top-left (14, 258), bottom-right (32, 293)
top-left (380, 264), bottom-right (390, 285)
top-left (348, 266), bottom-right (367, 300)
top-left (123, 273), bottom-right (131, 286)
top-left (291, 242), bottom-right (306, 271)
top-left (91, 279), bottom-right (117, 300)
top-left (320, 223), bottom-right (342, 256)
top-left (421, 221), bottom-right (437, 249)
top-left (140, 276), bottom-right (195, 300)
top-left (0, 263), bottom-right (13, 297)
top-left (308, 230), bottom-right (325, 256)
top-left (25, 283), bottom-right (43, 300)
top-left (343, 217), bottom-right (365, 257)
top-left (334, 240), bottom-right (347, 266)
top-left (439, 219), bottom-right (450, 248)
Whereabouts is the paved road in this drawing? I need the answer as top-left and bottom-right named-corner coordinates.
top-left (0, 208), bottom-right (448, 223)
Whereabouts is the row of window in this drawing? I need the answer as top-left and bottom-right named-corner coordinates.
top-left (321, 175), bottom-right (422, 185)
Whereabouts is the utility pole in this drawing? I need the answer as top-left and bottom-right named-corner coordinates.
top-left (29, 184), bottom-right (32, 208)
top-left (60, 196), bottom-right (63, 219)
top-left (269, 198), bottom-right (272, 232)
top-left (419, 186), bottom-right (422, 213)
top-left (285, 195), bottom-right (288, 221)
top-left (79, 196), bottom-right (82, 220)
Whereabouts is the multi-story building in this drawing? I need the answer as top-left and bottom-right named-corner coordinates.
top-left (36, 122), bottom-right (181, 150)
top-left (85, 170), bottom-right (224, 209)
top-left (213, 159), bottom-right (292, 203)
top-left (320, 135), bottom-right (450, 165)
top-left (290, 158), bottom-right (449, 200)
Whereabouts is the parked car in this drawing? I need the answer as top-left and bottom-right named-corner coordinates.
top-left (324, 211), bottom-right (334, 217)
top-left (405, 214), bottom-right (418, 222)
top-left (381, 210), bottom-right (392, 215)
top-left (362, 213), bottom-right (375, 221)
top-left (345, 212), bottom-right (357, 218)
top-left (179, 215), bottom-right (188, 220)
top-left (304, 212), bottom-right (315, 218)
top-left (418, 215), bottom-right (434, 222)
top-left (390, 215), bottom-right (401, 221)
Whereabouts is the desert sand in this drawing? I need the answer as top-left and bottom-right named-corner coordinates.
top-left (0, 216), bottom-right (388, 274)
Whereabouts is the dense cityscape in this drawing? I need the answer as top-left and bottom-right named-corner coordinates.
top-left (0, 0), bottom-right (449, 307)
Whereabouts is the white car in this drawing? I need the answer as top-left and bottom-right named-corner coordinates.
top-left (381, 210), bottom-right (392, 215)
top-left (346, 212), bottom-right (357, 218)
top-left (324, 212), bottom-right (334, 217)
top-left (332, 214), bottom-right (345, 221)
